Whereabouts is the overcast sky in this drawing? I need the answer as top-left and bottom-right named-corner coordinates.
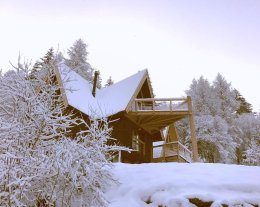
top-left (0, 0), bottom-right (260, 111)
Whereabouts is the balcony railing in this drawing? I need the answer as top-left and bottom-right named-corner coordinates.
top-left (153, 141), bottom-right (192, 163)
top-left (131, 98), bottom-right (188, 112)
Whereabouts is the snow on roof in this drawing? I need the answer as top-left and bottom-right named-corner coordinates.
top-left (58, 63), bottom-right (147, 117)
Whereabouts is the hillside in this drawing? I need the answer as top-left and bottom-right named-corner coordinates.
top-left (106, 163), bottom-right (260, 207)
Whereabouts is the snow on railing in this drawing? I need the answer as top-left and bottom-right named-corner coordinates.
top-left (153, 141), bottom-right (192, 163)
top-left (132, 98), bottom-right (188, 112)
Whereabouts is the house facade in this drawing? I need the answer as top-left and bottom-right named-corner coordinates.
top-left (55, 63), bottom-right (198, 163)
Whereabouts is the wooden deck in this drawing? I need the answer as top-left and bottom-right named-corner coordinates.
top-left (127, 96), bottom-right (199, 162)
top-left (127, 98), bottom-right (190, 134)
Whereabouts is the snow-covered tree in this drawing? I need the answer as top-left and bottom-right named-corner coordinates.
top-left (196, 115), bottom-right (236, 163)
top-left (243, 139), bottom-right (260, 165)
top-left (232, 113), bottom-right (260, 165)
top-left (179, 74), bottom-right (244, 163)
top-left (213, 73), bottom-right (239, 122)
top-left (186, 76), bottom-right (217, 116)
top-left (234, 89), bottom-right (253, 114)
top-left (66, 39), bottom-right (93, 82)
top-left (0, 56), bottom-right (122, 206)
top-left (31, 48), bottom-right (55, 78)
top-left (105, 76), bottom-right (114, 87)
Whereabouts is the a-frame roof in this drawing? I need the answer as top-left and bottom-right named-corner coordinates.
top-left (56, 63), bottom-right (154, 117)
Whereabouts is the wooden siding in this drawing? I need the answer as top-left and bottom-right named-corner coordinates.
top-left (110, 115), bottom-right (154, 163)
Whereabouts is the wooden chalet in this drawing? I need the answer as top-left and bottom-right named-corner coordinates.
top-left (55, 63), bottom-right (198, 163)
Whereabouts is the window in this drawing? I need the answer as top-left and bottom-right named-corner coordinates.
top-left (132, 130), bottom-right (145, 156)
top-left (132, 131), bottom-right (139, 151)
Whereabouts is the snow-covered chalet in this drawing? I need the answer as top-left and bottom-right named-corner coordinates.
top-left (55, 63), bottom-right (199, 163)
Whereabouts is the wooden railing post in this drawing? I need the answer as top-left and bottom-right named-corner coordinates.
top-left (118, 150), bottom-right (122, 162)
top-left (177, 143), bottom-right (180, 162)
top-left (163, 143), bottom-right (166, 162)
top-left (187, 96), bottom-right (199, 162)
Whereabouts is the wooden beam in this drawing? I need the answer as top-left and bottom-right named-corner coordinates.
top-left (53, 66), bottom-right (69, 108)
top-left (128, 111), bottom-right (189, 116)
top-left (187, 96), bottom-right (199, 162)
top-left (167, 123), bottom-right (178, 142)
top-left (135, 98), bottom-right (187, 101)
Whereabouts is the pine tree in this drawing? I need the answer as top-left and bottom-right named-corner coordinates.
top-left (234, 89), bottom-right (253, 114)
top-left (186, 76), bottom-right (217, 116)
top-left (178, 73), bottom-right (259, 164)
top-left (31, 48), bottom-right (55, 80)
top-left (213, 73), bottom-right (239, 122)
top-left (105, 76), bottom-right (114, 87)
top-left (182, 74), bottom-right (240, 163)
top-left (41, 47), bottom-right (54, 64)
top-left (66, 39), bottom-right (93, 82)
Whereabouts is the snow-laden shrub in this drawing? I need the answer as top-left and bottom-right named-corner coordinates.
top-left (0, 58), bottom-right (121, 206)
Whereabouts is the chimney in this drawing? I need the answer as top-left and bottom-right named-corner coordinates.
top-left (92, 70), bottom-right (100, 97)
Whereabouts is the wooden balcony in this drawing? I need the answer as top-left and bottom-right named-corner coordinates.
top-left (127, 96), bottom-right (199, 162)
top-left (131, 98), bottom-right (189, 113)
top-left (127, 98), bottom-right (191, 135)
top-left (153, 141), bottom-right (192, 163)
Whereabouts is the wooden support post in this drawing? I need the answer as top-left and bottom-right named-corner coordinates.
top-left (118, 150), bottom-right (122, 162)
top-left (177, 143), bottom-right (180, 162)
top-left (187, 96), bottom-right (199, 162)
top-left (163, 143), bottom-right (166, 162)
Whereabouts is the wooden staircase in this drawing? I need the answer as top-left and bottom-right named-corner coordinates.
top-left (153, 141), bottom-right (192, 163)
top-left (153, 123), bottom-right (192, 163)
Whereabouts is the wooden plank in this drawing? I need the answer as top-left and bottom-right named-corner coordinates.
top-left (128, 111), bottom-right (189, 116)
top-left (53, 66), bottom-right (69, 107)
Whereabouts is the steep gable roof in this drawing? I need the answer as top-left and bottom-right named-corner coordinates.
top-left (57, 63), bottom-right (153, 117)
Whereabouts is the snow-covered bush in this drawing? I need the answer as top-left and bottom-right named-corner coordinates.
top-left (0, 57), bottom-right (121, 206)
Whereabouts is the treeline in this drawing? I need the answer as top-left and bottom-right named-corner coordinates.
top-left (32, 38), bottom-right (114, 89)
top-left (177, 75), bottom-right (259, 165)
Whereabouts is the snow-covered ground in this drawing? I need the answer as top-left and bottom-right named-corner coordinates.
top-left (106, 163), bottom-right (260, 207)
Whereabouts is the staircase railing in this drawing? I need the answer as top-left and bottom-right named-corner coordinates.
top-left (153, 141), bottom-right (192, 163)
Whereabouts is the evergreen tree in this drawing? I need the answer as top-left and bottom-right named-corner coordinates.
top-left (105, 76), bottom-right (114, 87)
top-left (181, 74), bottom-right (242, 163)
top-left (41, 47), bottom-right (54, 64)
top-left (234, 89), bottom-right (253, 114)
top-left (66, 39), bottom-right (93, 82)
top-left (186, 76), bottom-right (217, 116)
top-left (213, 73), bottom-right (239, 122)
top-left (243, 138), bottom-right (260, 165)
top-left (31, 48), bottom-right (55, 80)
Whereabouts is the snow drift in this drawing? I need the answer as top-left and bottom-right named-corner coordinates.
top-left (106, 163), bottom-right (260, 207)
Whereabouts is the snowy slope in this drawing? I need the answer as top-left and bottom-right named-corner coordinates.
top-left (106, 163), bottom-right (260, 207)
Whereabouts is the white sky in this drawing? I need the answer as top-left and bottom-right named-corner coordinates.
top-left (0, 0), bottom-right (260, 112)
